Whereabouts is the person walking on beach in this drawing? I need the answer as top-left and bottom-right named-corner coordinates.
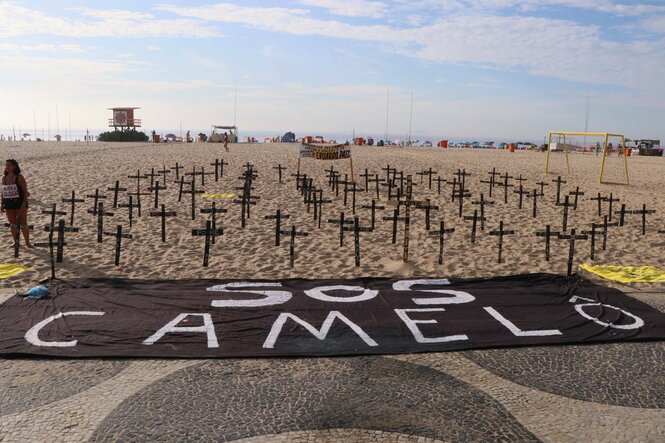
top-left (2, 159), bottom-right (32, 248)
top-left (223, 132), bottom-right (230, 152)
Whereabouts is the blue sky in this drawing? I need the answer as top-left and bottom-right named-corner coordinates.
top-left (1, 0), bottom-right (664, 142)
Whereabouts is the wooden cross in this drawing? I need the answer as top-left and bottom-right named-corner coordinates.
top-left (342, 216), bottom-right (373, 266)
top-left (632, 204), bottom-right (656, 235)
top-left (472, 193), bottom-right (494, 231)
top-left (454, 169), bottom-right (471, 190)
top-left (361, 199), bottom-right (385, 230)
top-left (43, 219), bottom-right (78, 263)
top-left (605, 192), bottom-right (620, 221)
top-left (102, 225), bottom-right (133, 266)
top-left (582, 222), bottom-right (603, 260)
top-left (181, 179), bottom-right (204, 220)
top-left (41, 203), bottom-right (67, 230)
top-left (552, 176), bottom-right (567, 205)
top-left (463, 209), bottom-right (485, 243)
top-left (555, 195), bottom-right (574, 231)
top-left (499, 173), bottom-right (514, 204)
top-left (423, 167), bottom-right (438, 190)
top-left (401, 176), bottom-right (415, 262)
top-left (568, 186), bottom-right (585, 210)
top-left (433, 176), bottom-right (447, 195)
top-left (149, 204), bottom-right (178, 242)
top-left (290, 171), bottom-right (303, 188)
top-left (177, 176), bottom-right (191, 202)
top-left (158, 166), bottom-right (171, 185)
top-left (429, 220), bottom-right (455, 264)
top-left (200, 202), bottom-right (227, 244)
top-left (233, 193), bottom-right (257, 228)
top-left (483, 168), bottom-right (501, 198)
top-left (218, 158), bottom-right (230, 179)
top-left (558, 229), bottom-right (588, 277)
top-left (127, 169), bottom-right (144, 192)
top-left (489, 220), bottom-right (516, 264)
top-left (513, 184), bottom-right (529, 210)
top-left (359, 168), bottom-right (372, 192)
top-left (326, 167), bottom-right (339, 188)
top-left (62, 191), bottom-right (85, 227)
top-left (171, 162), bottom-right (183, 181)
top-left (601, 215), bottom-right (619, 251)
top-left (5, 216), bottom-right (34, 258)
top-left (416, 169), bottom-right (427, 185)
top-left (305, 190), bottom-right (332, 227)
top-left (265, 209), bottom-right (291, 246)
top-left (117, 196), bottom-right (140, 227)
top-left (590, 193), bottom-right (606, 217)
top-left (535, 181), bottom-right (549, 195)
top-left (615, 203), bottom-right (628, 227)
top-left (107, 180), bottom-right (127, 208)
top-left (381, 164), bottom-right (395, 184)
top-left (328, 212), bottom-right (354, 247)
top-left (85, 189), bottom-right (107, 216)
top-left (144, 167), bottom-right (159, 189)
top-left (279, 225), bottom-right (308, 268)
top-left (452, 188), bottom-right (471, 218)
top-left (148, 180), bottom-right (167, 209)
top-left (273, 164), bottom-right (287, 183)
top-left (344, 182), bottom-right (364, 214)
top-left (527, 188), bottom-right (544, 218)
top-left (368, 174), bottom-right (383, 200)
top-left (34, 221), bottom-right (59, 279)
top-left (536, 225), bottom-right (561, 262)
top-left (514, 174), bottom-right (527, 185)
top-left (415, 199), bottom-right (439, 231)
top-left (87, 202), bottom-right (114, 243)
top-left (191, 220), bottom-right (224, 267)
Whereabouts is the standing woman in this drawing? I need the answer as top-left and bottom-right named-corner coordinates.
top-left (2, 159), bottom-right (32, 247)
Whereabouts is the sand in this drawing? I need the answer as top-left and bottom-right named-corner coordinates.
top-left (1, 141), bottom-right (664, 291)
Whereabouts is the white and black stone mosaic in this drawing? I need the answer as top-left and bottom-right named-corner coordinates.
top-left (464, 342), bottom-right (665, 408)
top-left (0, 358), bottom-right (130, 415)
top-left (90, 356), bottom-right (539, 442)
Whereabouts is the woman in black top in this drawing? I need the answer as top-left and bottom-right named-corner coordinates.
top-left (2, 159), bottom-right (32, 247)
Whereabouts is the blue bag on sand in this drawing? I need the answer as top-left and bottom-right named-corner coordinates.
top-left (25, 286), bottom-right (49, 299)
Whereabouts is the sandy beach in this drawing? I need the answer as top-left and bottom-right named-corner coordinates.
top-left (1, 140), bottom-right (663, 290)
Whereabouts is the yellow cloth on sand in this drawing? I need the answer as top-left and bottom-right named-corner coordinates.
top-left (202, 194), bottom-right (235, 198)
top-left (580, 264), bottom-right (665, 283)
top-left (0, 264), bottom-right (31, 279)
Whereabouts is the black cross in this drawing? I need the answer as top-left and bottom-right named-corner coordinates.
top-left (328, 212), bottom-right (354, 247)
top-left (5, 215), bottom-right (34, 258)
top-left (41, 203), bottom-right (67, 230)
top-left (568, 186), bottom-right (585, 210)
top-left (279, 225), bottom-right (308, 268)
top-left (34, 221), bottom-right (60, 279)
top-left (454, 169), bottom-right (471, 190)
top-left (429, 220), bottom-right (455, 264)
top-left (526, 188), bottom-right (543, 219)
top-left (305, 190), bottom-right (332, 227)
top-left (102, 225), bottom-right (133, 266)
top-left (472, 193), bottom-right (494, 231)
top-left (265, 209), bottom-right (291, 246)
top-left (514, 174), bottom-right (528, 185)
top-left (535, 181), bottom-right (549, 196)
top-left (632, 204), bottom-right (656, 235)
top-left (361, 199), bottom-right (385, 230)
top-left (601, 215), bottom-right (619, 251)
top-left (463, 209), bottom-right (485, 244)
top-left (536, 225), bottom-right (561, 262)
top-left (87, 202), bottom-right (114, 243)
top-left (326, 167), bottom-right (339, 188)
top-left (177, 176), bottom-right (191, 202)
top-left (582, 222), bottom-right (603, 260)
top-left (499, 173), bottom-right (514, 204)
top-left (192, 220), bottom-right (224, 267)
top-left (605, 192), bottom-right (620, 221)
top-left (85, 189), bottom-right (107, 216)
top-left (452, 188), bottom-right (472, 218)
top-left (217, 159), bottom-right (230, 179)
top-left (590, 193), bottom-right (606, 217)
top-left (200, 202), bottom-right (227, 244)
top-left (513, 184), bottom-right (529, 210)
top-left (291, 171), bottom-right (303, 188)
top-left (552, 176), bottom-right (567, 205)
top-left (344, 182), bottom-right (364, 214)
top-left (556, 195), bottom-right (574, 231)
top-left (342, 216), bottom-right (373, 266)
top-left (158, 166), bottom-right (171, 185)
top-left (148, 180), bottom-right (167, 209)
top-left (117, 196), bottom-right (140, 227)
top-left (127, 169), bottom-right (144, 192)
top-left (150, 204), bottom-right (178, 242)
top-left (433, 176), bottom-right (447, 195)
top-left (233, 193), bottom-right (258, 228)
top-left (243, 162), bottom-right (255, 170)
top-left (615, 203), bottom-right (628, 227)
top-left (382, 164), bottom-right (395, 184)
top-left (483, 168), bottom-right (501, 198)
top-left (489, 220), bottom-right (516, 264)
top-left (199, 166), bottom-right (214, 187)
top-left (107, 180), bottom-right (127, 208)
top-left (368, 174), bottom-right (383, 200)
top-left (360, 168), bottom-right (372, 192)
top-left (416, 169), bottom-right (427, 185)
top-left (182, 180), bottom-right (204, 220)
top-left (423, 167), bottom-right (438, 190)
top-left (415, 199), bottom-right (439, 231)
top-left (62, 191), bottom-right (85, 227)
top-left (558, 229), bottom-right (588, 277)
top-left (171, 162), bottom-right (184, 181)
top-left (273, 164), bottom-right (287, 183)
top-left (43, 218), bottom-right (78, 263)
top-left (400, 176), bottom-right (415, 262)
top-left (144, 168), bottom-right (159, 189)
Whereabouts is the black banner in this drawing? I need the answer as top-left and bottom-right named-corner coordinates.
top-left (0, 273), bottom-right (663, 358)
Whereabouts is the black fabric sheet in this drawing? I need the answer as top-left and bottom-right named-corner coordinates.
top-left (0, 273), bottom-right (663, 358)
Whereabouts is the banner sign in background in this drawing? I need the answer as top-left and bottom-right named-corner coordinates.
top-left (0, 273), bottom-right (663, 358)
top-left (299, 143), bottom-right (351, 160)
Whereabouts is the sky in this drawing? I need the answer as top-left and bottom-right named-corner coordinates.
top-left (1, 0), bottom-right (664, 142)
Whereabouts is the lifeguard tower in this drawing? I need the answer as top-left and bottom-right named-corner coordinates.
top-left (108, 107), bottom-right (142, 131)
top-left (208, 125), bottom-right (237, 143)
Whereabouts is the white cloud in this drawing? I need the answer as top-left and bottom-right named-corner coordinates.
top-left (641, 15), bottom-right (665, 33)
top-left (298, 0), bottom-right (389, 19)
top-left (0, 42), bottom-right (87, 53)
top-left (0, 1), bottom-right (221, 38)
top-left (146, 46), bottom-right (161, 50)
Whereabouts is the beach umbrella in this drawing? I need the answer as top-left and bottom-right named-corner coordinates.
top-left (165, 133), bottom-right (176, 141)
top-left (22, 133), bottom-right (30, 137)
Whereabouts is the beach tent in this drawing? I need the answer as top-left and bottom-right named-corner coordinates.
top-left (165, 134), bottom-right (177, 141)
top-left (282, 132), bottom-right (296, 143)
